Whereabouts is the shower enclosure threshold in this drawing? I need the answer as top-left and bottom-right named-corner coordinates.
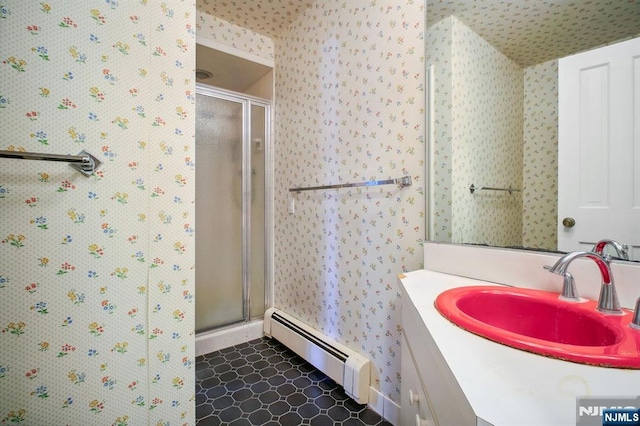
top-left (196, 319), bottom-right (264, 356)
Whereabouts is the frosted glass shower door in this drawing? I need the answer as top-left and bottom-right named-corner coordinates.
top-left (195, 94), bottom-right (244, 330)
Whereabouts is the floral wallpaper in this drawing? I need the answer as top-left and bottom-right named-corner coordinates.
top-left (450, 16), bottom-right (523, 247)
top-left (429, 16), bottom-right (523, 247)
top-left (199, 0), bottom-right (426, 405)
top-left (273, 0), bottom-right (426, 403)
top-left (427, 18), bottom-right (453, 242)
top-left (0, 2), bottom-right (195, 425)
top-left (429, 16), bottom-right (559, 250)
top-left (196, 11), bottom-right (274, 61)
top-left (522, 60), bottom-right (558, 250)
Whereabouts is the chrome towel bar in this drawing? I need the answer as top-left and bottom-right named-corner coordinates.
top-left (469, 183), bottom-right (521, 194)
top-left (0, 149), bottom-right (102, 176)
top-left (290, 176), bottom-right (412, 192)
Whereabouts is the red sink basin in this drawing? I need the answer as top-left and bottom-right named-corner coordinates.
top-left (435, 286), bottom-right (640, 369)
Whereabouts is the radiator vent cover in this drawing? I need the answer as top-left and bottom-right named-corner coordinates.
top-left (263, 308), bottom-right (370, 404)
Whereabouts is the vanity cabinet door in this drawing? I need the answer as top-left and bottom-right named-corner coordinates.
top-left (401, 290), bottom-right (478, 426)
top-left (401, 333), bottom-right (436, 426)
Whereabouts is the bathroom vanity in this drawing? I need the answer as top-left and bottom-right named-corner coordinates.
top-left (399, 244), bottom-right (640, 426)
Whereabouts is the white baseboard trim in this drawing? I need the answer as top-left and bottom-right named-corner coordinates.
top-left (195, 320), bottom-right (264, 357)
top-left (368, 387), bottom-right (401, 426)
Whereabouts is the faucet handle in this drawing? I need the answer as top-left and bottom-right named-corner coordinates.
top-left (559, 272), bottom-right (579, 301)
top-left (543, 265), bottom-right (580, 301)
top-left (631, 297), bottom-right (640, 330)
top-left (620, 243), bottom-right (629, 260)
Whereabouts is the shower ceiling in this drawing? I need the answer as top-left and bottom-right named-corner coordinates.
top-left (196, 43), bottom-right (272, 93)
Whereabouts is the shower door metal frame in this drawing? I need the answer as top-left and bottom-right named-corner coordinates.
top-left (196, 83), bottom-right (272, 326)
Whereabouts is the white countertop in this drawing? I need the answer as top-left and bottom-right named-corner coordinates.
top-left (400, 269), bottom-right (640, 426)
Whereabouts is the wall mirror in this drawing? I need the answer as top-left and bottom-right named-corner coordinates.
top-left (426, 0), bottom-right (640, 261)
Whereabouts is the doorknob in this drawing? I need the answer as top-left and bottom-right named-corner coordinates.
top-left (562, 217), bottom-right (576, 228)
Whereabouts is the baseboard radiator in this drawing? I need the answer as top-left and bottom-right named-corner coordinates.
top-left (263, 308), bottom-right (370, 404)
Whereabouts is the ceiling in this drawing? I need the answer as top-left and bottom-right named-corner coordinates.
top-left (197, 0), bottom-right (640, 69)
top-left (196, 0), bottom-right (313, 39)
top-left (428, 0), bottom-right (640, 67)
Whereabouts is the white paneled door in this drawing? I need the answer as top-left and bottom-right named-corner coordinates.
top-left (558, 37), bottom-right (640, 259)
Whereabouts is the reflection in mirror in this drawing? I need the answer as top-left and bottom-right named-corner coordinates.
top-left (426, 0), bottom-right (640, 261)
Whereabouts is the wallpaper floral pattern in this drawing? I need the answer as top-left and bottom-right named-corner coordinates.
top-left (198, 0), bottom-right (426, 405)
top-left (428, 16), bottom-right (559, 249)
top-left (522, 60), bottom-right (558, 250)
top-left (196, 12), bottom-right (274, 61)
top-left (272, 1), bottom-right (426, 403)
top-left (430, 16), bottom-right (523, 247)
top-left (0, 2), bottom-right (195, 425)
top-left (427, 18), bottom-right (453, 242)
top-left (450, 16), bottom-right (523, 247)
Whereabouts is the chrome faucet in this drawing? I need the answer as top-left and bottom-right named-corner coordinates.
top-left (592, 239), bottom-right (629, 261)
top-left (631, 298), bottom-right (640, 330)
top-left (546, 251), bottom-right (623, 315)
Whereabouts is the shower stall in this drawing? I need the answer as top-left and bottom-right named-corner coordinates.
top-left (195, 84), bottom-right (271, 335)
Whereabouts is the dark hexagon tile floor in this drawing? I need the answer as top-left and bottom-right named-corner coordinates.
top-left (196, 337), bottom-right (393, 426)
